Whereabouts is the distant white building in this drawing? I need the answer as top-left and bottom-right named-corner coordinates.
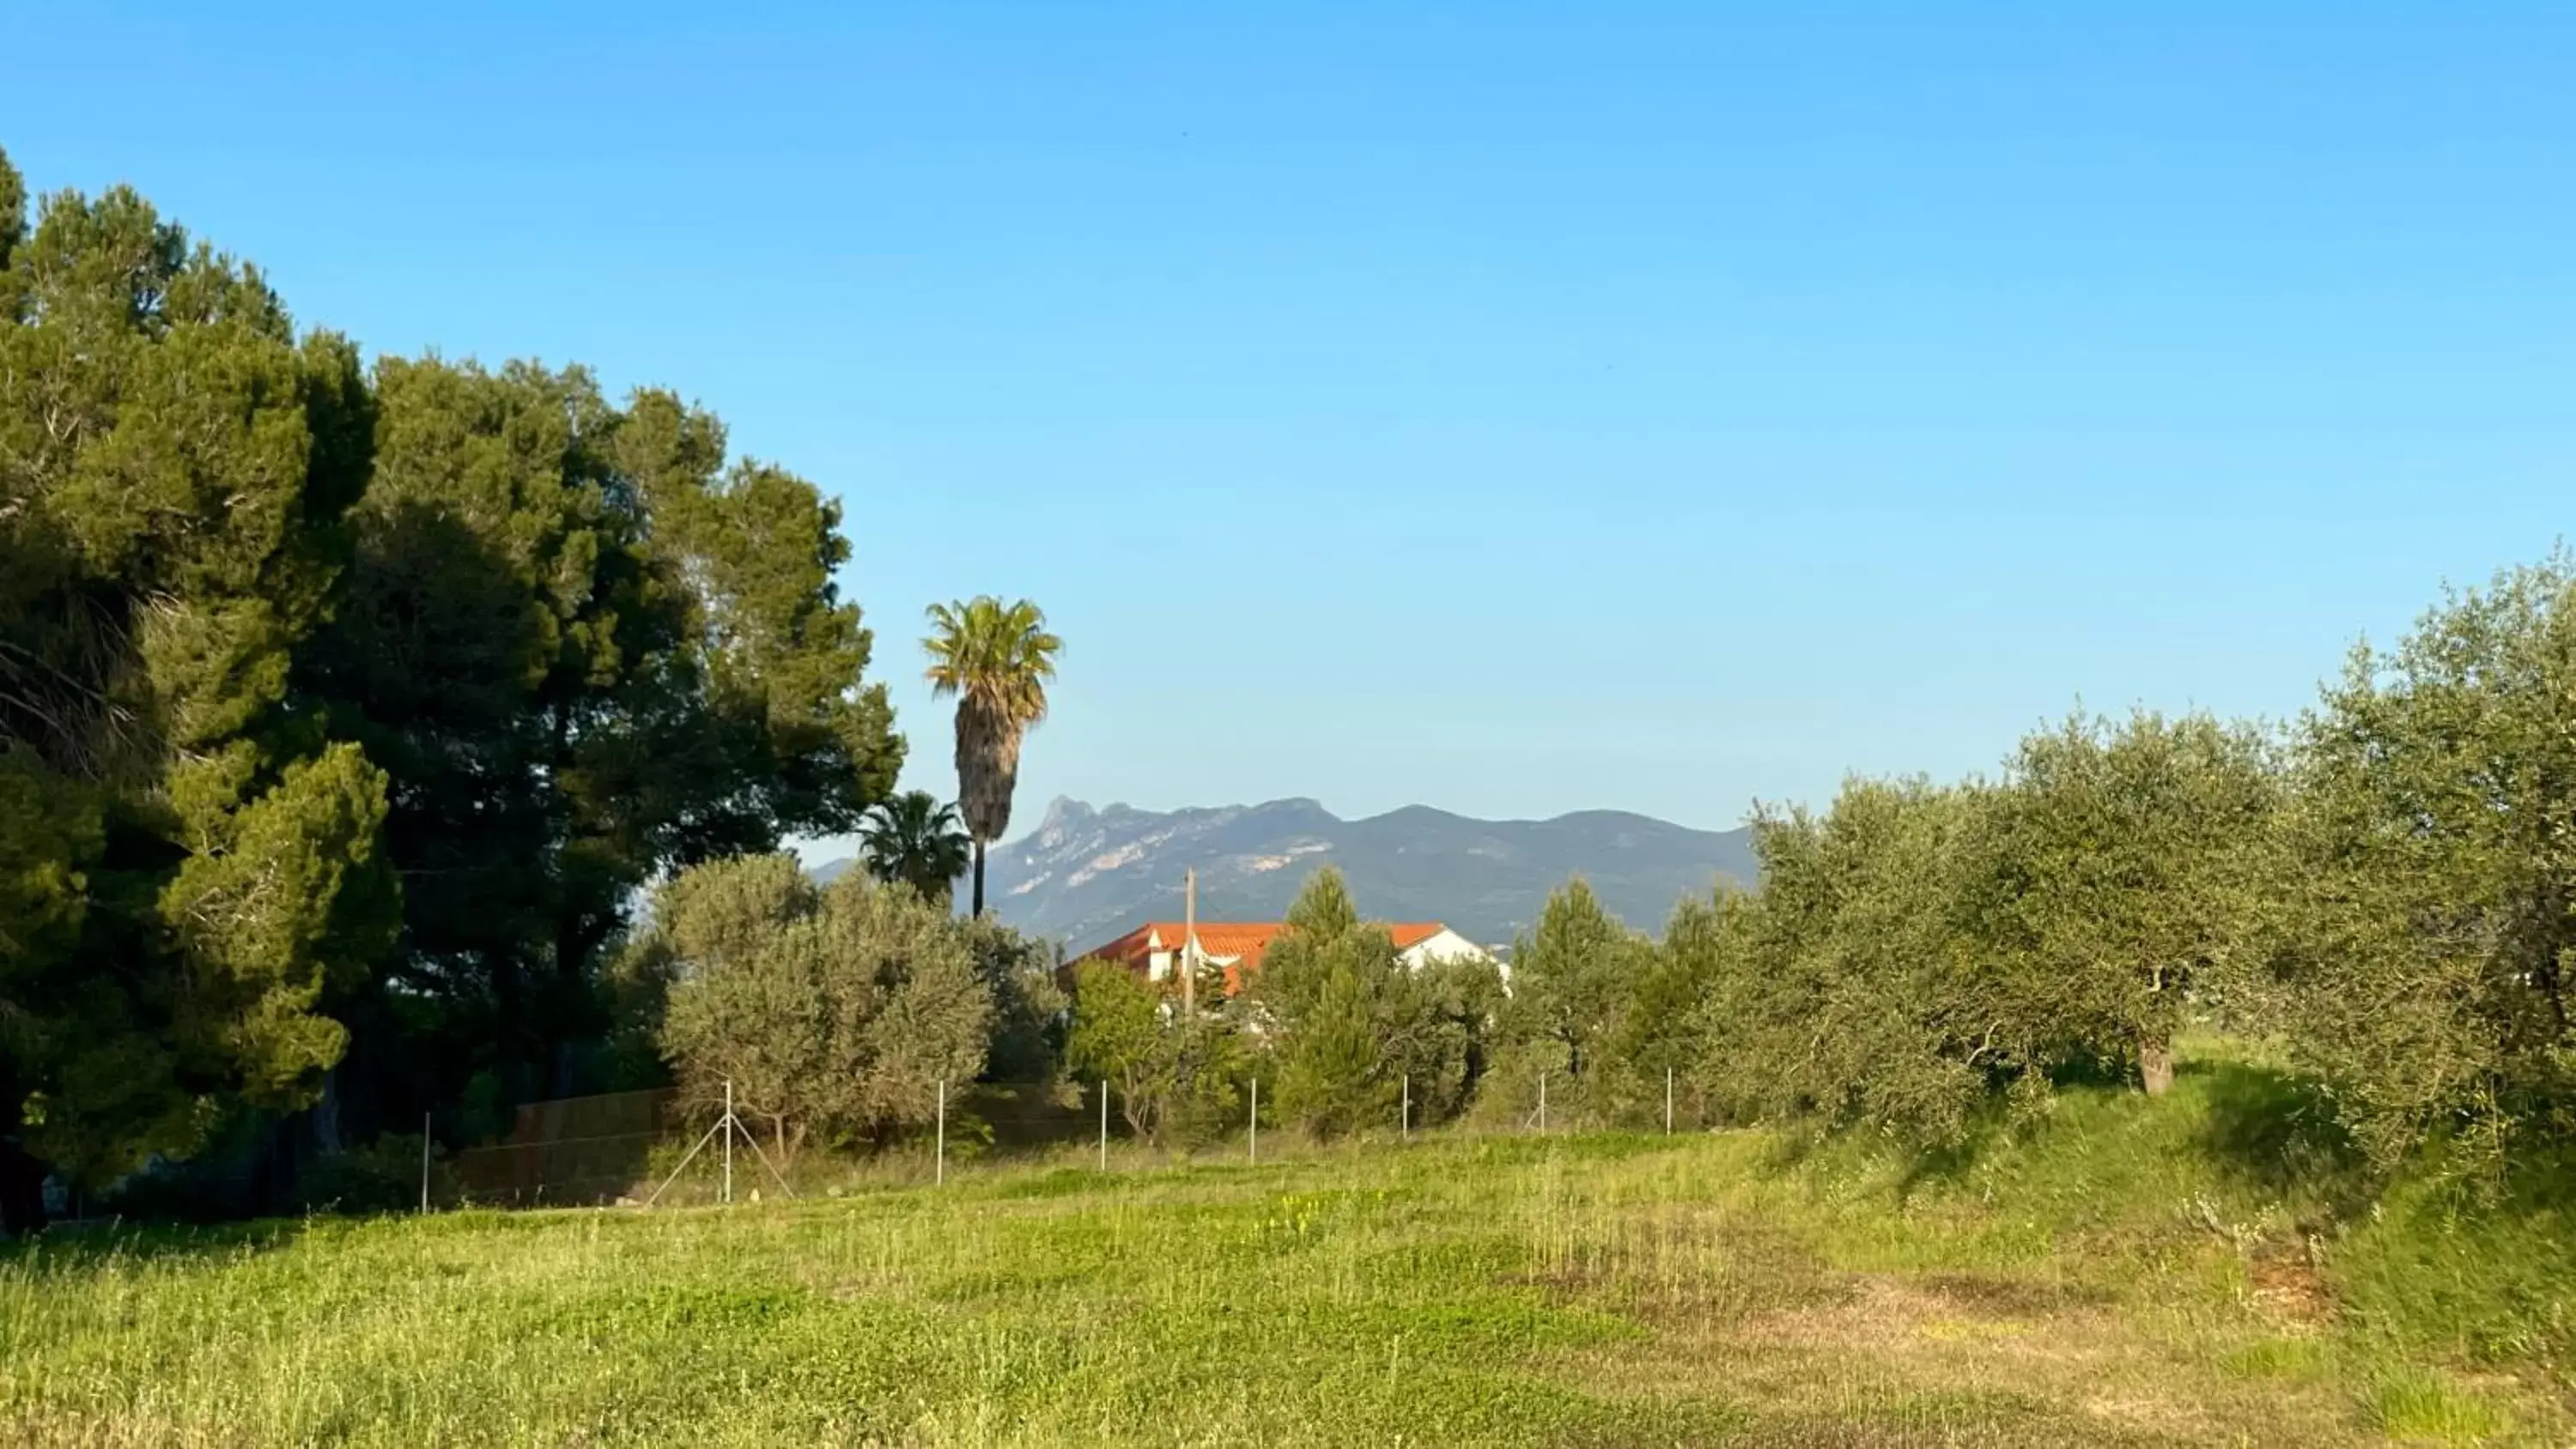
top-left (1073, 919), bottom-right (1494, 991)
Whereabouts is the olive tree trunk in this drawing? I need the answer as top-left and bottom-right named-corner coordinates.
top-left (2140, 1039), bottom-right (2176, 1096)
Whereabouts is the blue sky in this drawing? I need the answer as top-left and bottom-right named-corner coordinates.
top-left (9, 4), bottom-right (2573, 846)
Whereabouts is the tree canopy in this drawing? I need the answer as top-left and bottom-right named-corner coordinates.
top-left (924, 596), bottom-right (1060, 915)
top-left (1255, 867), bottom-right (1497, 1138)
top-left (300, 360), bottom-right (902, 1123)
top-left (648, 856), bottom-right (993, 1163)
top-left (0, 150), bottom-right (396, 1222)
top-left (0, 147), bottom-right (911, 1226)
top-left (860, 791), bottom-right (972, 905)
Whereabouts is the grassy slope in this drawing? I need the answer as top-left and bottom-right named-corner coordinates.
top-left (2, 1055), bottom-right (2568, 1447)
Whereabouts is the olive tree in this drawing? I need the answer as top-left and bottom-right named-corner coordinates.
top-left (650, 855), bottom-right (991, 1164)
top-left (2259, 558), bottom-right (2576, 1171)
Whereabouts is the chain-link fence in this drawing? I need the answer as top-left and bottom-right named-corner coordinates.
top-left (437, 1079), bottom-right (1133, 1209)
top-left (428, 1063), bottom-right (1722, 1212)
top-left (449, 1088), bottom-right (677, 1208)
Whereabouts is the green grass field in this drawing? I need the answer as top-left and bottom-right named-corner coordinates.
top-left (3, 1056), bottom-right (2570, 1446)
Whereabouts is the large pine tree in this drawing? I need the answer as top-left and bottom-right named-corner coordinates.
top-left (298, 363), bottom-right (904, 1130)
top-left (0, 149), bottom-right (397, 1228)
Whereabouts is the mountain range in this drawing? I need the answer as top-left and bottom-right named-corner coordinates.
top-left (822, 797), bottom-right (1759, 952)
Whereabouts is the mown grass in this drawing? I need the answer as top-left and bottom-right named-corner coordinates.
top-left (2, 1056), bottom-right (2569, 1446)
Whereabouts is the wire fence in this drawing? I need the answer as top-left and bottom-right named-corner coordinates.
top-left (431, 1064), bottom-right (1723, 1212)
top-left (450, 1088), bottom-right (677, 1209)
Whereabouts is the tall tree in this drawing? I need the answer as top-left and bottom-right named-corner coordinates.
top-left (297, 362), bottom-right (902, 1125)
top-left (1608, 888), bottom-right (1750, 1129)
top-left (2260, 557), bottom-right (2576, 1172)
top-left (0, 150), bottom-right (396, 1225)
top-left (922, 596), bottom-right (1060, 916)
top-left (1064, 960), bottom-right (1245, 1145)
top-left (1707, 780), bottom-right (2004, 1145)
top-left (859, 790), bottom-right (972, 906)
top-left (1506, 878), bottom-right (1648, 1091)
top-left (1254, 866), bottom-right (1499, 1137)
top-left (1971, 710), bottom-right (2279, 1095)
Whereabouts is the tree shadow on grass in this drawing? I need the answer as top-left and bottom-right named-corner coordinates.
top-left (2184, 1056), bottom-right (2369, 1215)
top-left (0, 1215), bottom-right (309, 1272)
top-left (1893, 1131), bottom-right (1994, 1198)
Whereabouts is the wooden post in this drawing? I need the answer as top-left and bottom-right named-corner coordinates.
top-left (935, 1078), bottom-right (947, 1186)
top-left (1182, 867), bottom-right (1198, 1016)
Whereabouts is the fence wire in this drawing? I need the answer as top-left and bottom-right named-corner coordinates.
top-left (449, 1088), bottom-right (677, 1208)
top-left (434, 1065), bottom-right (1717, 1211)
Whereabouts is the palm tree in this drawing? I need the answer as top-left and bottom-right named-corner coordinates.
top-left (923, 596), bottom-right (1061, 916)
top-left (858, 791), bottom-right (974, 906)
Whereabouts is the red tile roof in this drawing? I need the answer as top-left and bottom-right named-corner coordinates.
top-left (1074, 920), bottom-right (1452, 988)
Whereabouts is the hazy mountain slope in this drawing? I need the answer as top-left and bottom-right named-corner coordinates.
top-left (850, 797), bottom-right (1759, 950)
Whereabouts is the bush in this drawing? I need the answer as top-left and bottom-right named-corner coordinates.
top-left (1252, 869), bottom-right (1504, 1140)
top-left (298, 1134), bottom-right (449, 1216)
top-left (652, 855), bottom-right (993, 1164)
top-left (1064, 961), bottom-right (1246, 1148)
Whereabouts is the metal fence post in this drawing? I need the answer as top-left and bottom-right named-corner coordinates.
top-left (723, 1077), bottom-right (734, 1205)
top-left (1098, 1079), bottom-right (1109, 1172)
top-left (1538, 1071), bottom-right (1547, 1133)
top-left (1401, 1073), bottom-right (1410, 1142)
top-left (935, 1078), bottom-right (946, 1187)
top-left (1666, 1066), bottom-right (1674, 1134)
top-left (1249, 1077), bottom-right (1258, 1164)
top-left (420, 1111), bottom-right (431, 1213)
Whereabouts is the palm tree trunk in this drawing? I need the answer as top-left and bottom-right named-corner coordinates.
top-left (972, 840), bottom-right (987, 918)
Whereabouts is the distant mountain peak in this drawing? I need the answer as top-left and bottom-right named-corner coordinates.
top-left (981, 796), bottom-right (1756, 951)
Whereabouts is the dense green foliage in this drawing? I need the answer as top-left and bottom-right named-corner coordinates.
top-left (1474, 878), bottom-right (1655, 1128)
top-left (2256, 559), bottom-right (2576, 1172)
top-left (858, 790), bottom-right (972, 905)
top-left (1062, 961), bottom-right (1246, 1145)
top-left (1660, 564), bottom-right (2576, 1183)
top-left (302, 359), bottom-right (901, 1135)
top-left (1670, 712), bottom-right (2286, 1148)
top-left (0, 149), bottom-right (921, 1225)
top-left (1253, 868), bottom-right (1502, 1137)
top-left (0, 150), bottom-right (396, 1223)
top-left (644, 857), bottom-right (1001, 1162)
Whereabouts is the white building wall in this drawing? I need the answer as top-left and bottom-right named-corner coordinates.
top-left (1398, 928), bottom-right (1492, 970)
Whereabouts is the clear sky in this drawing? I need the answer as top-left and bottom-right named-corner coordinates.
top-left (8, 4), bottom-right (2572, 848)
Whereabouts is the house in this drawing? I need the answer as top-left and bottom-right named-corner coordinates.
top-left (1072, 919), bottom-right (1492, 993)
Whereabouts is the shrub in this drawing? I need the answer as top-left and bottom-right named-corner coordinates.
top-left (652, 855), bottom-right (993, 1164)
top-left (1064, 961), bottom-right (1246, 1147)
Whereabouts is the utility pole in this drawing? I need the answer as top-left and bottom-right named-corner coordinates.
top-left (1181, 867), bottom-right (1198, 1016)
